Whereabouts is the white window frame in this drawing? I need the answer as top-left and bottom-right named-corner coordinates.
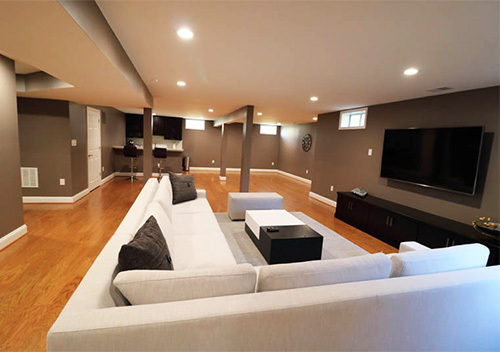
top-left (185, 119), bottom-right (205, 130)
top-left (259, 124), bottom-right (277, 135)
top-left (338, 107), bottom-right (368, 130)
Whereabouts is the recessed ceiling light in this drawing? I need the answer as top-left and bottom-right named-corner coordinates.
top-left (177, 28), bottom-right (194, 39)
top-left (310, 96), bottom-right (319, 101)
top-left (257, 112), bottom-right (263, 116)
top-left (313, 117), bottom-right (318, 121)
top-left (404, 67), bottom-right (419, 76)
top-left (208, 109), bottom-right (214, 112)
top-left (176, 81), bottom-right (186, 87)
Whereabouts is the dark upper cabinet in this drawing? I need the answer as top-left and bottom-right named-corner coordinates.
top-left (153, 116), bottom-right (165, 136)
top-left (164, 117), bottom-right (183, 140)
top-left (125, 114), bottom-right (143, 138)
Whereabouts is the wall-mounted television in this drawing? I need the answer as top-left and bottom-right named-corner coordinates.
top-left (380, 126), bottom-right (484, 195)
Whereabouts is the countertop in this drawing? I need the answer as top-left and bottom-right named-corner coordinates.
top-left (113, 145), bottom-right (184, 152)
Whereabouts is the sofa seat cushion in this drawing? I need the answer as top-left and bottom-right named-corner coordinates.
top-left (173, 197), bottom-right (212, 215)
top-left (389, 243), bottom-right (490, 277)
top-left (113, 264), bottom-right (256, 305)
top-left (172, 212), bottom-right (221, 236)
top-left (256, 253), bottom-right (392, 292)
top-left (172, 233), bottom-right (236, 270)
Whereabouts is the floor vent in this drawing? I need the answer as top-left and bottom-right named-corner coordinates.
top-left (427, 86), bottom-right (454, 93)
top-left (21, 167), bottom-right (39, 188)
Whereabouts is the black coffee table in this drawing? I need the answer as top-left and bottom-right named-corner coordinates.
top-left (245, 224), bottom-right (323, 264)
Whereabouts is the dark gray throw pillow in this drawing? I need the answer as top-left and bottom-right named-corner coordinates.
top-left (118, 216), bottom-right (173, 272)
top-left (169, 172), bottom-right (197, 204)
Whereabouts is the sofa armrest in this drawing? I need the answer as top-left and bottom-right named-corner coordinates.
top-left (196, 189), bottom-right (207, 198)
top-left (399, 241), bottom-right (431, 253)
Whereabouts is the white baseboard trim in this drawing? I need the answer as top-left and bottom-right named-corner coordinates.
top-left (277, 170), bottom-right (312, 184)
top-left (189, 167), bottom-right (311, 184)
top-left (23, 188), bottom-right (90, 204)
top-left (189, 167), bottom-right (220, 171)
top-left (101, 172), bottom-right (116, 184)
top-left (0, 224), bottom-right (28, 251)
top-left (219, 176), bottom-right (227, 181)
top-left (309, 191), bottom-right (337, 207)
top-left (72, 188), bottom-right (89, 202)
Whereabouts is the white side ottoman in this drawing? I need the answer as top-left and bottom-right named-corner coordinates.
top-left (227, 192), bottom-right (284, 220)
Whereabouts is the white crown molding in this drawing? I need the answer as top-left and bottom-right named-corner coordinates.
top-left (309, 191), bottom-right (337, 207)
top-left (0, 224), bottom-right (28, 251)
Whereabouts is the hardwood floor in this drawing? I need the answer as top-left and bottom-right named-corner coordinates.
top-left (0, 171), bottom-right (395, 351)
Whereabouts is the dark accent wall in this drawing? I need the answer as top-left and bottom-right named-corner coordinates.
top-left (18, 98), bottom-right (73, 197)
top-left (278, 123), bottom-right (317, 179)
top-left (311, 86), bottom-right (499, 224)
top-left (0, 55), bottom-right (24, 239)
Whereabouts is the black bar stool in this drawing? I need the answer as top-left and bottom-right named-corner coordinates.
top-left (123, 145), bottom-right (139, 181)
top-left (153, 147), bottom-right (167, 180)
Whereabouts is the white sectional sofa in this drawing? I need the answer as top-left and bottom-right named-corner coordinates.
top-left (47, 178), bottom-right (500, 351)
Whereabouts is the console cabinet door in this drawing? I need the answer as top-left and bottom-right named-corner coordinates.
top-left (368, 207), bottom-right (418, 248)
top-left (417, 224), bottom-right (456, 248)
top-left (335, 194), bottom-right (370, 231)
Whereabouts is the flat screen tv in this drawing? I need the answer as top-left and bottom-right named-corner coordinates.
top-left (380, 126), bottom-right (484, 195)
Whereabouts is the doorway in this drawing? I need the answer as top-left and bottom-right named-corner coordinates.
top-left (87, 107), bottom-right (102, 192)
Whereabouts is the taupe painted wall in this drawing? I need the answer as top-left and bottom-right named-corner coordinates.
top-left (93, 105), bottom-right (126, 178)
top-left (182, 120), bottom-right (222, 167)
top-left (0, 55), bottom-right (24, 239)
top-left (69, 103), bottom-right (87, 195)
top-left (18, 98), bottom-right (73, 197)
top-left (19, 98), bottom-right (126, 197)
top-left (311, 86), bottom-right (500, 224)
top-left (180, 122), bottom-right (280, 169)
top-left (278, 123), bottom-right (317, 179)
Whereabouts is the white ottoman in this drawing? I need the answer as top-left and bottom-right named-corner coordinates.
top-left (227, 192), bottom-right (284, 220)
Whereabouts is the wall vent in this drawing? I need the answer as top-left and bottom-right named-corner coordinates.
top-left (427, 86), bottom-right (453, 93)
top-left (21, 167), bottom-right (38, 188)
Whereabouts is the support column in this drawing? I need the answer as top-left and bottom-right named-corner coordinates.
top-left (240, 105), bottom-right (254, 192)
top-left (219, 123), bottom-right (227, 181)
top-left (143, 107), bottom-right (153, 183)
top-left (0, 54), bottom-right (24, 240)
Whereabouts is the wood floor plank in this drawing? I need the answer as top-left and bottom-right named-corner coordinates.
top-left (0, 171), bottom-right (395, 351)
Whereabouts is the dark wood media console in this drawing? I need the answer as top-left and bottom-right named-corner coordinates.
top-left (335, 192), bottom-right (499, 266)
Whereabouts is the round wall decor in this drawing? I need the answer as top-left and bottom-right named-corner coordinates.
top-left (302, 133), bottom-right (312, 152)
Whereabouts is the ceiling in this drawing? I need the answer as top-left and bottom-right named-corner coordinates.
top-left (0, 1), bottom-right (498, 124)
top-left (0, 1), bottom-right (147, 108)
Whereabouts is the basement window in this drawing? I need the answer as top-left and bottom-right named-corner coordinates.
top-left (260, 125), bottom-right (277, 135)
top-left (185, 119), bottom-right (205, 130)
top-left (339, 107), bottom-right (368, 130)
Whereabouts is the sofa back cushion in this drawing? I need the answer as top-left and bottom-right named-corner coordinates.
top-left (114, 264), bottom-right (257, 305)
top-left (118, 216), bottom-right (174, 272)
top-left (389, 243), bottom-right (490, 277)
top-left (256, 253), bottom-right (392, 292)
top-left (140, 201), bottom-right (176, 252)
top-left (153, 177), bottom-right (174, 221)
top-left (169, 172), bottom-right (197, 204)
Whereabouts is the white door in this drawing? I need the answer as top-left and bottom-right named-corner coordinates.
top-left (87, 107), bottom-right (102, 192)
